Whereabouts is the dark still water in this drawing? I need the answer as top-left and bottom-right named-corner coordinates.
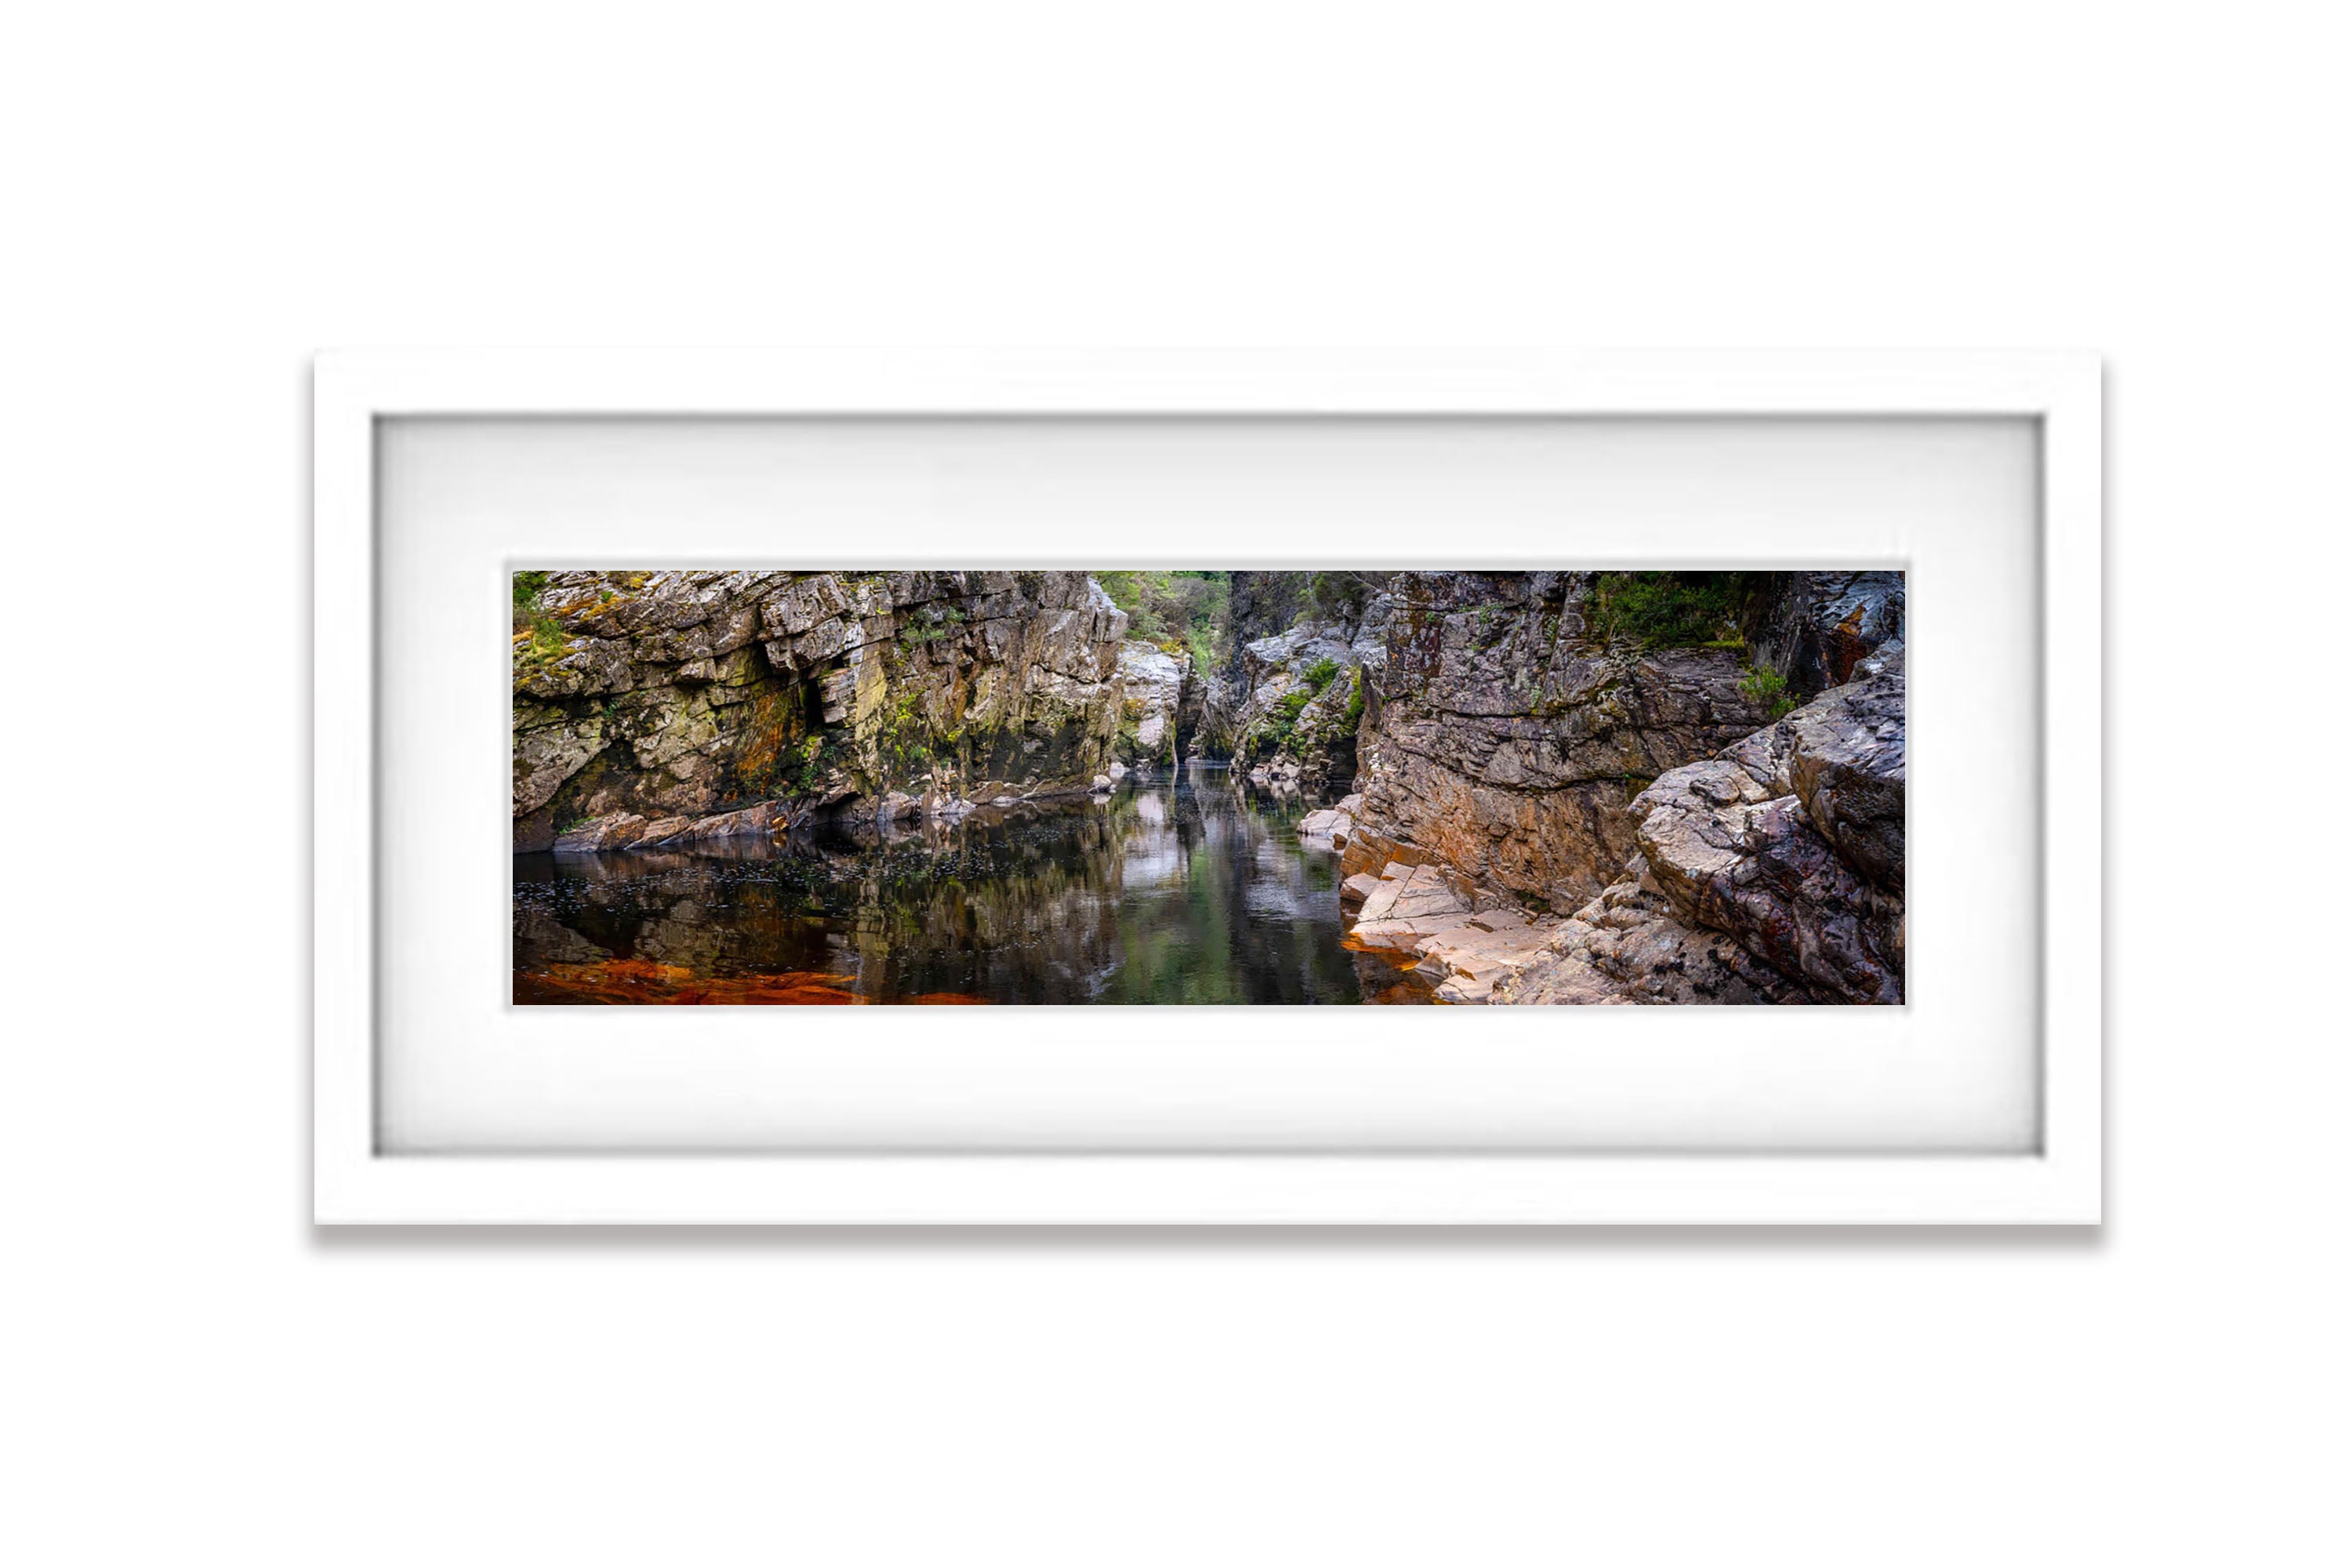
top-left (514, 767), bottom-right (1422, 1004)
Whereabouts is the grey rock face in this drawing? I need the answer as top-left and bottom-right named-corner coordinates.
top-left (514, 569), bottom-right (1139, 849)
top-left (1490, 657), bottom-right (1907, 1005)
top-left (1343, 572), bottom-right (1772, 911)
top-left (1745, 570), bottom-right (1905, 699)
top-left (1634, 768), bottom-right (1903, 1005)
top-left (1780, 665), bottom-right (1907, 892)
top-left (1114, 641), bottom-right (1189, 765)
top-left (1491, 866), bottom-right (1803, 1006)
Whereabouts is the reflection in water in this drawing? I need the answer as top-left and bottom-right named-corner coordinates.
top-left (513, 767), bottom-right (1424, 1004)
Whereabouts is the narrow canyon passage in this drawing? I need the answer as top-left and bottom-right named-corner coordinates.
top-left (514, 569), bottom-right (1907, 1004)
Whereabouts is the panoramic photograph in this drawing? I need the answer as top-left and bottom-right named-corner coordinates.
top-left (514, 568), bottom-right (1905, 1005)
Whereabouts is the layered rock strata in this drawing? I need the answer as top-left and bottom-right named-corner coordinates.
top-left (1747, 570), bottom-right (1906, 699)
top-left (1341, 572), bottom-right (1773, 913)
top-left (1113, 641), bottom-right (1189, 769)
top-left (1336, 572), bottom-right (1907, 1005)
top-left (1488, 652), bottom-right (1905, 1004)
top-left (514, 570), bottom-right (1134, 851)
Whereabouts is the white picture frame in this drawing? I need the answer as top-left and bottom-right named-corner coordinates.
top-left (314, 350), bottom-right (2101, 1225)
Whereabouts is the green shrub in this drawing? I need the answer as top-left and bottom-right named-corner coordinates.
top-left (1306, 571), bottom-right (1370, 621)
top-left (1589, 572), bottom-right (1773, 649)
top-left (1739, 662), bottom-right (1798, 720)
top-left (1092, 570), bottom-right (1230, 668)
top-left (793, 735), bottom-right (829, 792)
top-left (510, 571), bottom-right (570, 665)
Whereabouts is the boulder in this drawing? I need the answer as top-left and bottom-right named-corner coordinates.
top-left (1114, 641), bottom-right (1189, 764)
top-left (513, 706), bottom-right (606, 816)
top-left (551, 811), bottom-right (650, 853)
top-left (1349, 863), bottom-right (1471, 947)
top-left (1296, 807), bottom-right (1356, 844)
top-left (1494, 864), bottom-right (1807, 1006)
top-left (1633, 790), bottom-right (1900, 1004)
top-left (1780, 668), bottom-right (1906, 892)
top-left (655, 799), bottom-right (797, 846)
top-left (1343, 572), bottom-right (1775, 911)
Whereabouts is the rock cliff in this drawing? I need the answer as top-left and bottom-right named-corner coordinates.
top-left (1492, 646), bottom-right (1906, 1004)
top-left (1112, 641), bottom-right (1189, 769)
top-left (1341, 572), bottom-right (1773, 911)
top-left (513, 570), bottom-right (1136, 851)
top-left (1334, 570), bottom-right (1908, 1004)
top-left (514, 565), bottom-right (1906, 1005)
top-left (1745, 570), bottom-right (1905, 699)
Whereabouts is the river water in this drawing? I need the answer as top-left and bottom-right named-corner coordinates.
top-left (513, 764), bottom-right (1425, 1004)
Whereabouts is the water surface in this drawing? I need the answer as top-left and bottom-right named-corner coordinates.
top-left (514, 767), bottom-right (1421, 1004)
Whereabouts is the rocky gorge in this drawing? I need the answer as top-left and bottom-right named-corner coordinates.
top-left (513, 569), bottom-right (1183, 854)
top-left (514, 568), bottom-right (1905, 1005)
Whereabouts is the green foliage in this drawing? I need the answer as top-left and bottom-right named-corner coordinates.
top-left (1343, 669), bottom-right (1366, 727)
top-left (898, 606), bottom-right (964, 647)
top-left (1739, 662), bottom-right (1798, 720)
top-left (1305, 571), bottom-right (1371, 622)
top-left (1301, 656), bottom-right (1341, 694)
top-left (792, 735), bottom-right (828, 791)
top-left (1094, 570), bottom-right (1230, 668)
top-left (1588, 572), bottom-right (1774, 650)
top-left (510, 571), bottom-right (572, 666)
top-left (873, 688), bottom-right (933, 778)
top-left (1235, 688), bottom-right (1317, 764)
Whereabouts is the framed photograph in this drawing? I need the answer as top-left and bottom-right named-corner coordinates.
top-left (314, 350), bottom-right (2100, 1224)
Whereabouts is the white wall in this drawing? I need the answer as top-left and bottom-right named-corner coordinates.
top-left (4, 4), bottom-right (2343, 1564)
